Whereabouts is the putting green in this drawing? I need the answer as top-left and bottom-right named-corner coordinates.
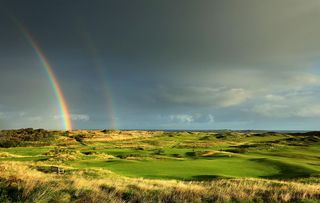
top-left (73, 157), bottom-right (281, 180)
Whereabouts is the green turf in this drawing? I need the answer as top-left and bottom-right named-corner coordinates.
top-left (1, 130), bottom-right (320, 180)
top-left (0, 146), bottom-right (53, 156)
top-left (71, 157), bottom-right (281, 180)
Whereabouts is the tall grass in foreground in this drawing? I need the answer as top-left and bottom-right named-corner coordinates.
top-left (0, 162), bottom-right (319, 203)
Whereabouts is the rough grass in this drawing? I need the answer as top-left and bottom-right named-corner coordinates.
top-left (0, 129), bottom-right (320, 202)
top-left (0, 162), bottom-right (319, 203)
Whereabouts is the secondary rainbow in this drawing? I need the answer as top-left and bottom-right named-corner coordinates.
top-left (81, 27), bottom-right (117, 129)
top-left (14, 20), bottom-right (73, 130)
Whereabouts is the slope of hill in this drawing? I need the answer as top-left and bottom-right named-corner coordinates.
top-left (0, 129), bottom-right (319, 202)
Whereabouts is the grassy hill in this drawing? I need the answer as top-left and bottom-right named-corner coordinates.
top-left (0, 129), bottom-right (319, 202)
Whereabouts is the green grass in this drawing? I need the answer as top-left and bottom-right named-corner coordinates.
top-left (71, 157), bottom-right (281, 180)
top-left (1, 130), bottom-right (320, 181)
top-left (0, 146), bottom-right (53, 156)
top-left (0, 156), bottom-right (48, 162)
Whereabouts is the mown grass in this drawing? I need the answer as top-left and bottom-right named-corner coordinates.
top-left (0, 129), bottom-right (319, 202)
top-left (71, 158), bottom-right (281, 180)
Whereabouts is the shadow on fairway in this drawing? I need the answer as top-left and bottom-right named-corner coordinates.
top-left (250, 158), bottom-right (318, 179)
top-left (191, 175), bottom-right (225, 181)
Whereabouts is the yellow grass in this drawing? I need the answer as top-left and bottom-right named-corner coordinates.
top-left (0, 161), bottom-right (319, 203)
top-left (67, 130), bottom-right (163, 142)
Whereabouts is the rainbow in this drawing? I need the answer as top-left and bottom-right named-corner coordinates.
top-left (80, 28), bottom-right (117, 129)
top-left (13, 19), bottom-right (72, 130)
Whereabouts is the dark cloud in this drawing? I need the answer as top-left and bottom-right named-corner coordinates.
top-left (1, 0), bottom-right (320, 129)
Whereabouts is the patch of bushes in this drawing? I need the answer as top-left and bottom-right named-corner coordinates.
top-left (172, 153), bottom-right (183, 158)
top-left (101, 129), bottom-right (117, 133)
top-left (143, 140), bottom-right (160, 146)
top-left (72, 134), bottom-right (93, 145)
top-left (0, 140), bottom-right (20, 148)
top-left (185, 151), bottom-right (206, 157)
top-left (44, 147), bottom-right (83, 161)
top-left (0, 181), bottom-right (23, 202)
top-left (215, 134), bottom-right (225, 139)
top-left (116, 153), bottom-right (143, 159)
top-left (73, 135), bottom-right (85, 145)
top-left (185, 151), bottom-right (197, 157)
top-left (199, 135), bottom-right (215, 140)
top-left (225, 148), bottom-right (247, 154)
top-left (153, 149), bottom-right (165, 155)
top-left (0, 128), bottom-right (55, 148)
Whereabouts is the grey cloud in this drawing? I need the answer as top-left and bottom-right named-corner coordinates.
top-left (0, 111), bottom-right (26, 120)
top-left (2, 0), bottom-right (320, 129)
top-left (0, 111), bottom-right (51, 129)
top-left (252, 103), bottom-right (320, 118)
top-left (99, 0), bottom-right (320, 71)
top-left (252, 90), bottom-right (320, 118)
top-left (168, 113), bottom-right (214, 124)
top-left (54, 114), bottom-right (90, 121)
top-left (158, 86), bottom-right (251, 108)
top-left (70, 114), bottom-right (90, 121)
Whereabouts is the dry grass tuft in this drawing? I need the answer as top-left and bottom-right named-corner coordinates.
top-left (0, 161), bottom-right (319, 203)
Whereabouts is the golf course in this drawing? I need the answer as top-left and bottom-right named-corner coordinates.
top-left (0, 129), bottom-right (319, 202)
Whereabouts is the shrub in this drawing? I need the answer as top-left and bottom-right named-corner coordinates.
top-left (0, 129), bottom-right (54, 148)
top-left (225, 148), bottom-right (247, 154)
top-left (153, 149), bottom-right (165, 155)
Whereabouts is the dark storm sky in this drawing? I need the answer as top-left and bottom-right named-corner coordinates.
top-left (1, 0), bottom-right (320, 130)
